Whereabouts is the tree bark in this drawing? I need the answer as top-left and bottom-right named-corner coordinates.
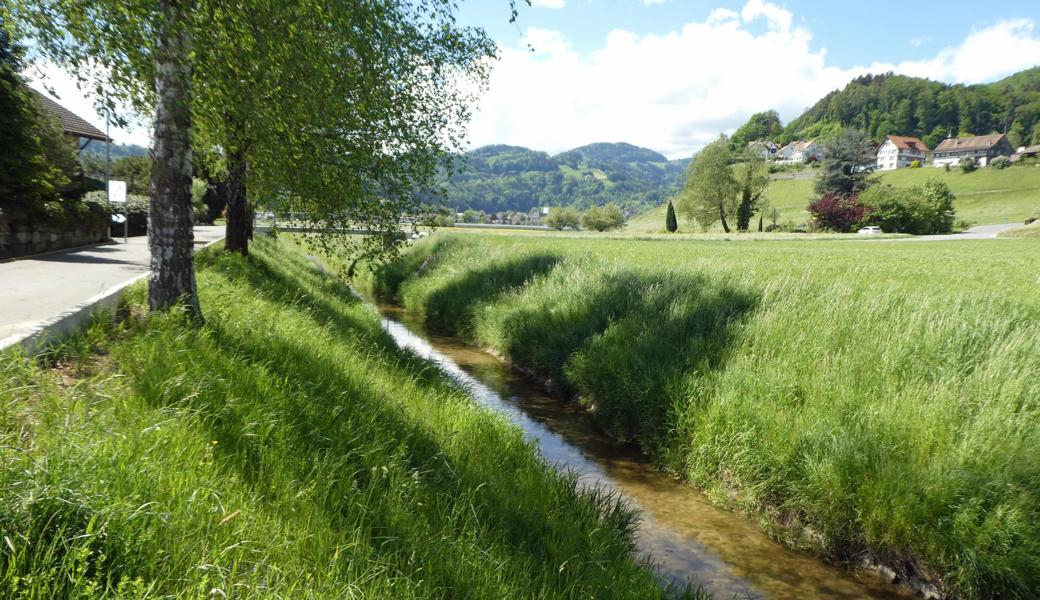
top-left (225, 147), bottom-right (250, 255)
top-left (719, 203), bottom-right (730, 233)
top-left (149, 0), bottom-right (201, 319)
top-left (758, 213), bottom-right (764, 232)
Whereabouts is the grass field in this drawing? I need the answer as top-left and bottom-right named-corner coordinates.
top-left (627, 165), bottom-right (1040, 233)
top-left (1001, 221), bottom-right (1040, 238)
top-left (0, 237), bottom-right (678, 599)
top-left (364, 232), bottom-right (1040, 599)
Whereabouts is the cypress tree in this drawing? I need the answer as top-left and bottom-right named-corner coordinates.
top-left (665, 200), bottom-right (678, 233)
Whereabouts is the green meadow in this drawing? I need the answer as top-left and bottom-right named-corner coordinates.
top-left (365, 232), bottom-right (1040, 599)
top-left (0, 238), bottom-right (678, 599)
top-left (627, 165), bottom-right (1040, 233)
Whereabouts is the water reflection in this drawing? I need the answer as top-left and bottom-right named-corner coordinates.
top-left (378, 306), bottom-right (911, 600)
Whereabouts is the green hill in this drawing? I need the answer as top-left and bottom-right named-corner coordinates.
top-left (629, 166), bottom-right (1040, 233)
top-left (444, 142), bottom-right (689, 214)
top-left (780, 67), bottom-right (1040, 149)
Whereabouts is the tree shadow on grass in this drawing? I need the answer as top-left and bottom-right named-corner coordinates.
top-left (418, 251), bottom-right (563, 337)
top-left (120, 242), bottom-right (663, 597)
top-left (482, 269), bottom-right (759, 448)
top-left (565, 275), bottom-right (759, 447)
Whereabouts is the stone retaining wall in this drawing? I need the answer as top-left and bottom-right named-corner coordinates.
top-left (0, 213), bottom-right (110, 259)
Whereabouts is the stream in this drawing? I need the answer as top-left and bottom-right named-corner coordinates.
top-left (377, 305), bottom-right (915, 599)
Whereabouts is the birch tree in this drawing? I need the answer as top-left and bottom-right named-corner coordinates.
top-left (14, 0), bottom-right (201, 316)
top-left (14, 0), bottom-right (502, 311)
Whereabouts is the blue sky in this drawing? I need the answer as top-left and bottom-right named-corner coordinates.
top-left (460, 0), bottom-right (1040, 72)
top-left (30, 0), bottom-right (1040, 157)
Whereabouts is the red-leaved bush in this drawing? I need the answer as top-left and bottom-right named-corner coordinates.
top-left (808, 193), bottom-right (870, 232)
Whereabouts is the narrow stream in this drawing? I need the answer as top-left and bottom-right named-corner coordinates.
top-left (377, 305), bottom-right (914, 600)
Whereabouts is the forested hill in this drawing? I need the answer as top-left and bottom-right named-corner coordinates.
top-left (780, 67), bottom-right (1040, 149)
top-left (80, 142), bottom-right (149, 159)
top-left (443, 142), bottom-right (689, 214)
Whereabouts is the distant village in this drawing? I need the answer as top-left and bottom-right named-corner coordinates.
top-left (749, 134), bottom-right (1040, 170)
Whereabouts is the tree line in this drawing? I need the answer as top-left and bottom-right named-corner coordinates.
top-left (8, 0), bottom-right (507, 318)
top-left (730, 69), bottom-right (1040, 152)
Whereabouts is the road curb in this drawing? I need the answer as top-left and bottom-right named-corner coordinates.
top-left (1, 235), bottom-right (224, 357)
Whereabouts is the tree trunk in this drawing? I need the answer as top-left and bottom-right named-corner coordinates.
top-left (719, 204), bottom-right (730, 233)
top-left (758, 213), bottom-right (764, 232)
top-left (225, 147), bottom-right (250, 255)
top-left (148, 0), bottom-right (201, 319)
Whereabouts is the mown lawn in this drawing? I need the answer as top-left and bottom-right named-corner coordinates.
top-left (364, 232), bottom-right (1040, 599)
top-left (0, 237), bottom-right (680, 599)
top-left (627, 165), bottom-right (1040, 233)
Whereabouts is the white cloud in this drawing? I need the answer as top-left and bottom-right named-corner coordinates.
top-left (530, 0), bottom-right (566, 8)
top-left (643, 0), bottom-right (672, 5)
top-left (741, 0), bottom-right (792, 33)
top-left (467, 3), bottom-right (1040, 159)
top-left (884, 19), bottom-right (1040, 84)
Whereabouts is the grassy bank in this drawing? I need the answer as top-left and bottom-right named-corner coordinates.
top-left (627, 165), bottom-right (1040, 233)
top-left (363, 232), bottom-right (1040, 598)
top-left (0, 237), bottom-right (677, 599)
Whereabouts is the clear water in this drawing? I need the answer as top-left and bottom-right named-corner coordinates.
top-left (378, 306), bottom-right (913, 599)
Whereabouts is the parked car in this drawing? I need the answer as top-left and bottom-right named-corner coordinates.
top-left (858, 226), bottom-right (883, 235)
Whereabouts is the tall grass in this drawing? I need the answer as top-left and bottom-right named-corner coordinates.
top-left (0, 237), bottom-right (678, 599)
top-left (363, 233), bottom-right (1040, 598)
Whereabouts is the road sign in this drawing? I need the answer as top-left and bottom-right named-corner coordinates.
top-left (111, 213), bottom-right (127, 224)
top-left (108, 180), bottom-right (127, 204)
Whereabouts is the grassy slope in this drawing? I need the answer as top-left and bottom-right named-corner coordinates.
top-left (0, 238), bottom-right (676, 599)
top-left (1001, 221), bottom-right (1040, 238)
top-left (628, 166), bottom-right (1040, 233)
top-left (366, 232), bottom-right (1040, 599)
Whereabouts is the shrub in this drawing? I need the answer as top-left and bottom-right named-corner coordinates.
top-left (990, 155), bottom-right (1011, 169)
top-left (581, 204), bottom-right (624, 232)
top-left (85, 190), bottom-right (150, 236)
top-left (665, 200), bottom-right (678, 233)
top-left (944, 163), bottom-right (951, 172)
top-left (910, 160), bottom-right (921, 168)
top-left (959, 157), bottom-right (977, 173)
top-left (859, 178), bottom-right (956, 235)
top-left (544, 206), bottom-right (580, 230)
top-left (807, 193), bottom-right (869, 232)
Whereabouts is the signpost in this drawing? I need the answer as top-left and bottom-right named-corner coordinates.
top-left (109, 180), bottom-right (128, 242)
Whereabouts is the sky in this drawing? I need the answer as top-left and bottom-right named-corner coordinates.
top-left (27, 0), bottom-right (1040, 158)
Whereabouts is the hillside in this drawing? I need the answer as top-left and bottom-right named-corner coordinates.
top-left (80, 141), bottom-right (149, 159)
top-left (781, 67), bottom-right (1040, 149)
top-left (444, 142), bottom-right (688, 214)
top-left (629, 166), bottom-right (1040, 233)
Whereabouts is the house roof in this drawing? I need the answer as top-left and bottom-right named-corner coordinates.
top-left (933, 134), bottom-right (1006, 154)
top-left (32, 89), bottom-right (111, 142)
top-left (885, 135), bottom-right (929, 153)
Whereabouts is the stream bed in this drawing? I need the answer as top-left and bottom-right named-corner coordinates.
top-left (377, 305), bottom-right (915, 599)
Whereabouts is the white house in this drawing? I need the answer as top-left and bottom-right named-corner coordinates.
top-left (875, 135), bottom-right (929, 170)
top-left (776, 140), bottom-right (821, 163)
top-left (747, 140), bottom-right (779, 159)
top-left (932, 134), bottom-right (1015, 168)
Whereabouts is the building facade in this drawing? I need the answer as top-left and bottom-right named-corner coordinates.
top-left (875, 135), bottom-right (929, 170)
top-left (932, 134), bottom-right (1015, 168)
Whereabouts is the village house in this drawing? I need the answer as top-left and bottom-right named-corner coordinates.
top-left (32, 89), bottom-right (112, 154)
top-left (776, 140), bottom-right (821, 163)
top-left (875, 135), bottom-right (929, 170)
top-left (747, 140), bottom-right (778, 159)
top-left (931, 134), bottom-right (1015, 168)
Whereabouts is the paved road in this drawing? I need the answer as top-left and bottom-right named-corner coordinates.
top-left (0, 226), bottom-right (224, 341)
top-left (868, 222), bottom-right (1020, 242)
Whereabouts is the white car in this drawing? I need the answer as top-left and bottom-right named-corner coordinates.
top-left (857, 226), bottom-right (883, 235)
